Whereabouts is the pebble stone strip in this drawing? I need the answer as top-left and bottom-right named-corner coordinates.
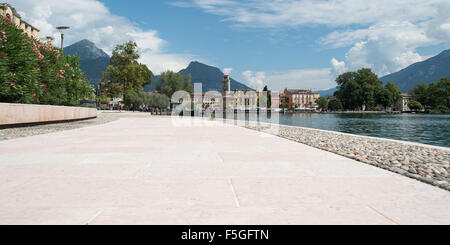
top-left (224, 119), bottom-right (450, 192)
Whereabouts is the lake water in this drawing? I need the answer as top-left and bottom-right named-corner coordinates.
top-left (243, 113), bottom-right (450, 148)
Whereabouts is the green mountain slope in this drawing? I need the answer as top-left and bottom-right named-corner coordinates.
top-left (144, 61), bottom-right (253, 92)
top-left (64, 39), bottom-right (110, 87)
top-left (380, 49), bottom-right (450, 92)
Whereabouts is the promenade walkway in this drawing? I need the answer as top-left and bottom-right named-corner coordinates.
top-left (0, 116), bottom-right (449, 224)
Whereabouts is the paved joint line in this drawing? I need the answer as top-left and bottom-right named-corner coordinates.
top-left (134, 162), bottom-right (152, 179)
top-left (367, 206), bottom-right (400, 225)
top-left (85, 209), bottom-right (104, 225)
top-left (228, 178), bottom-right (241, 208)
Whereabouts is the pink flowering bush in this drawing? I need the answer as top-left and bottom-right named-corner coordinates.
top-left (0, 15), bottom-right (93, 105)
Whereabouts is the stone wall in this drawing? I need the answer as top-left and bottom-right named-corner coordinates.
top-left (0, 103), bottom-right (97, 126)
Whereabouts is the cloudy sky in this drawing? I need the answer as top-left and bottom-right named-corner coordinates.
top-left (9, 0), bottom-right (450, 91)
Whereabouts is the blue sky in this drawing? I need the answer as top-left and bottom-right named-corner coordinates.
top-left (11, 0), bottom-right (450, 91)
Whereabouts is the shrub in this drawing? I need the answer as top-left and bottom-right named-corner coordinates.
top-left (408, 100), bottom-right (423, 111)
top-left (0, 15), bottom-right (93, 106)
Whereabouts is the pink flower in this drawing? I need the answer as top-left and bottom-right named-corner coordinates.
top-left (5, 14), bottom-right (12, 22)
top-left (10, 82), bottom-right (15, 88)
top-left (60, 70), bottom-right (65, 75)
top-left (65, 64), bottom-right (70, 67)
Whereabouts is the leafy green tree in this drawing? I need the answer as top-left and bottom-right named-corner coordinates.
top-left (328, 99), bottom-right (343, 111)
top-left (102, 41), bottom-right (152, 98)
top-left (154, 94), bottom-right (170, 109)
top-left (376, 87), bottom-right (394, 109)
top-left (316, 97), bottom-right (328, 111)
top-left (123, 91), bottom-right (170, 112)
top-left (408, 100), bottom-right (423, 111)
top-left (358, 68), bottom-right (382, 110)
top-left (427, 79), bottom-right (449, 111)
top-left (385, 82), bottom-right (403, 106)
top-left (410, 83), bottom-right (428, 107)
top-left (123, 91), bottom-right (143, 111)
top-left (334, 72), bottom-right (362, 110)
top-left (280, 101), bottom-right (289, 109)
top-left (410, 79), bottom-right (449, 112)
top-left (334, 68), bottom-right (383, 110)
top-left (156, 71), bottom-right (192, 98)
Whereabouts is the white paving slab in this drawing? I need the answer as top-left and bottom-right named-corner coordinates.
top-left (0, 117), bottom-right (449, 225)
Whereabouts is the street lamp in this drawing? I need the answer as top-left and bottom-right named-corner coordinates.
top-left (56, 26), bottom-right (70, 51)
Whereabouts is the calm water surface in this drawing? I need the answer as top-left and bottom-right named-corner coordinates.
top-left (251, 113), bottom-right (450, 148)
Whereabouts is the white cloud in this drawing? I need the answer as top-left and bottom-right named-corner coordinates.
top-left (175, 0), bottom-right (450, 75)
top-left (13, 0), bottom-right (194, 74)
top-left (242, 70), bottom-right (266, 91)
top-left (330, 58), bottom-right (347, 79)
top-left (264, 68), bottom-right (335, 92)
top-left (322, 21), bottom-right (435, 75)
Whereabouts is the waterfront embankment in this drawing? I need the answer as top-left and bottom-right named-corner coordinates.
top-left (232, 120), bottom-right (450, 191)
top-left (0, 116), bottom-right (449, 224)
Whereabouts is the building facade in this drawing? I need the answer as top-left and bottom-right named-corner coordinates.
top-left (282, 89), bottom-right (320, 110)
top-left (1, 3), bottom-right (40, 40)
top-left (397, 93), bottom-right (412, 112)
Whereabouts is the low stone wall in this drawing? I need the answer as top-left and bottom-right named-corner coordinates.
top-left (0, 103), bottom-right (97, 126)
top-left (224, 119), bottom-right (450, 191)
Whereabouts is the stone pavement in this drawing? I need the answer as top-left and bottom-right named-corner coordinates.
top-left (0, 117), bottom-right (449, 225)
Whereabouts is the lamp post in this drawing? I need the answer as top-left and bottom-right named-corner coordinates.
top-left (56, 26), bottom-right (70, 52)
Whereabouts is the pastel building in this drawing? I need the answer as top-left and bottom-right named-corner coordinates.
top-left (1, 3), bottom-right (40, 40)
top-left (282, 89), bottom-right (320, 110)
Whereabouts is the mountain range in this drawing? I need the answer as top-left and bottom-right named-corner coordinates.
top-left (63, 40), bottom-right (253, 92)
top-left (379, 49), bottom-right (450, 92)
top-left (63, 40), bottom-right (110, 88)
top-left (317, 49), bottom-right (450, 97)
top-left (143, 61), bottom-right (253, 92)
top-left (64, 39), bottom-right (449, 96)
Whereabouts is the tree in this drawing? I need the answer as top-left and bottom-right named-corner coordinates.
top-left (385, 82), bottom-right (403, 107)
top-left (334, 68), bottom-right (383, 111)
top-left (123, 91), bottom-right (170, 111)
top-left (316, 97), bottom-right (328, 111)
top-left (123, 91), bottom-right (140, 111)
top-left (328, 99), bottom-right (343, 111)
top-left (408, 100), bottom-right (423, 111)
top-left (334, 72), bottom-right (362, 110)
top-left (410, 83), bottom-right (428, 107)
top-left (102, 41), bottom-right (152, 98)
top-left (427, 79), bottom-right (449, 112)
top-left (409, 79), bottom-right (449, 112)
top-left (376, 87), bottom-right (394, 109)
top-left (280, 101), bottom-right (289, 109)
top-left (156, 71), bottom-right (192, 98)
